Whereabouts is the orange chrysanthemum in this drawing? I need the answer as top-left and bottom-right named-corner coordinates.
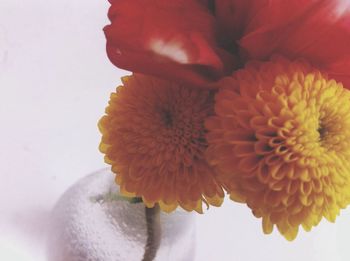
top-left (99, 74), bottom-right (224, 213)
top-left (206, 58), bottom-right (350, 240)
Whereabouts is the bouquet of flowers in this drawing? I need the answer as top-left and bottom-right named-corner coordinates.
top-left (51, 1), bottom-right (350, 260)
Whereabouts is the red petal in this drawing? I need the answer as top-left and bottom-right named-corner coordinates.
top-left (214, 0), bottom-right (267, 47)
top-left (104, 0), bottom-right (236, 88)
top-left (328, 59), bottom-right (350, 88)
top-left (238, 0), bottom-right (350, 87)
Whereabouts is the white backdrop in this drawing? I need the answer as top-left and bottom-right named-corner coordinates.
top-left (1, 1), bottom-right (350, 260)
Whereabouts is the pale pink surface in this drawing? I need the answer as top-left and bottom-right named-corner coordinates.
top-left (1, 1), bottom-right (350, 261)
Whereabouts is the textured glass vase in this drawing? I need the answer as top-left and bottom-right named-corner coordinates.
top-left (47, 169), bottom-right (196, 261)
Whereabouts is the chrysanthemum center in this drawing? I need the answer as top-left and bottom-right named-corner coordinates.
top-left (317, 124), bottom-right (325, 139)
top-left (161, 109), bottom-right (173, 127)
top-left (154, 89), bottom-right (213, 160)
top-left (264, 70), bottom-right (350, 163)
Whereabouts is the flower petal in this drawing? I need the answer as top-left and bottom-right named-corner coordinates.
top-left (239, 0), bottom-right (350, 87)
top-left (104, 0), bottom-right (234, 87)
top-left (214, 0), bottom-right (267, 47)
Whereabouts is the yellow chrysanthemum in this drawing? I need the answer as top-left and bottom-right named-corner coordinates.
top-left (206, 58), bottom-right (350, 240)
top-left (99, 74), bottom-right (224, 213)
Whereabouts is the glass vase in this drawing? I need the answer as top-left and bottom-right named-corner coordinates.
top-left (46, 168), bottom-right (196, 261)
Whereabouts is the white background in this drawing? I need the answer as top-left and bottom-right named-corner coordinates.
top-left (1, 1), bottom-right (350, 260)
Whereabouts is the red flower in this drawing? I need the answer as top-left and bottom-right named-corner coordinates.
top-left (104, 0), bottom-right (350, 88)
top-left (239, 0), bottom-right (350, 88)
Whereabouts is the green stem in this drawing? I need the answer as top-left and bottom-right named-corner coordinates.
top-left (91, 191), bottom-right (142, 204)
top-left (142, 204), bottom-right (161, 261)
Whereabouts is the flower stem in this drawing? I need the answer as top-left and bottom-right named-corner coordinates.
top-left (142, 204), bottom-right (161, 261)
top-left (91, 192), bottom-right (142, 204)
